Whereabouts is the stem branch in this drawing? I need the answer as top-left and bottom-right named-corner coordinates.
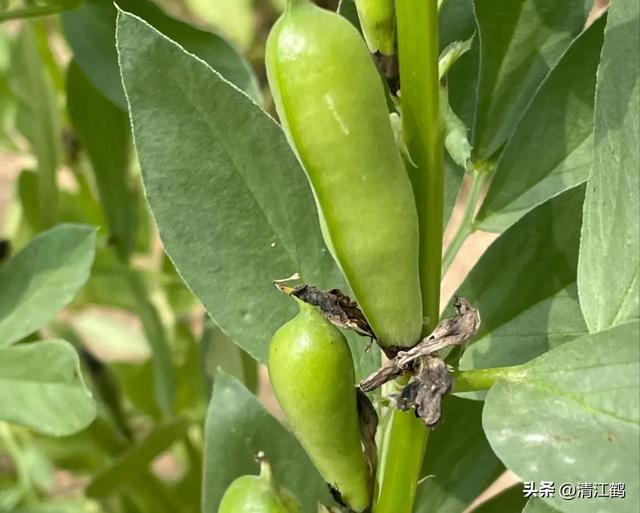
top-left (442, 165), bottom-right (489, 274)
top-left (452, 365), bottom-right (523, 393)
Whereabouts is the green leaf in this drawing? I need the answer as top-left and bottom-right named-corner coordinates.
top-left (473, 485), bottom-right (527, 513)
top-left (458, 187), bottom-right (587, 371)
top-left (200, 316), bottom-right (257, 398)
top-left (477, 16), bottom-right (605, 233)
top-left (441, 87), bottom-right (472, 171)
top-left (0, 339), bottom-right (97, 436)
top-left (414, 396), bottom-right (504, 513)
top-left (17, 169), bottom-right (106, 232)
top-left (203, 371), bottom-right (329, 513)
top-left (0, 224), bottom-right (96, 347)
top-left (472, 0), bottom-right (592, 159)
top-left (115, 10), bottom-right (345, 363)
top-left (110, 361), bottom-right (162, 420)
top-left (522, 498), bottom-right (561, 513)
top-left (87, 418), bottom-right (189, 498)
top-left (439, 0), bottom-right (478, 132)
top-left (183, 0), bottom-right (255, 49)
top-left (337, 0), bottom-right (361, 30)
top-left (124, 269), bottom-right (175, 417)
top-left (483, 321), bottom-right (640, 513)
top-left (9, 21), bottom-right (61, 226)
top-left (61, 0), bottom-right (261, 111)
top-left (439, 0), bottom-right (478, 225)
top-left (578, 0), bottom-right (640, 333)
top-left (67, 59), bottom-right (138, 262)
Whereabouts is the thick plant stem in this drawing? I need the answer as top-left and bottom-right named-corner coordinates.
top-left (375, 406), bottom-right (429, 513)
top-left (442, 164), bottom-right (490, 274)
top-left (374, 2), bottom-right (442, 513)
top-left (396, 0), bottom-right (443, 331)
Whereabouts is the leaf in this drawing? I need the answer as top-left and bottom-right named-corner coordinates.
top-left (474, 485), bottom-right (527, 513)
top-left (61, 0), bottom-right (261, 111)
top-left (183, 0), bottom-right (255, 49)
top-left (523, 498), bottom-right (561, 513)
top-left (17, 169), bottom-right (106, 232)
top-left (477, 16), bottom-right (605, 232)
top-left (483, 321), bottom-right (640, 513)
top-left (110, 361), bottom-right (162, 420)
top-left (577, 0), bottom-right (640, 333)
top-left (9, 21), bottom-right (61, 226)
top-left (439, 0), bottom-right (478, 132)
top-left (0, 224), bottom-right (96, 347)
top-left (67, 59), bottom-right (138, 262)
top-left (203, 371), bottom-right (329, 513)
top-left (87, 418), bottom-right (189, 498)
top-left (438, 0), bottom-right (478, 225)
top-left (200, 316), bottom-right (258, 399)
top-left (414, 396), bottom-right (504, 513)
top-left (457, 187), bottom-right (587, 372)
top-left (0, 339), bottom-right (97, 436)
top-left (443, 157), bottom-right (465, 228)
top-left (124, 269), bottom-right (175, 417)
top-left (13, 501), bottom-right (99, 513)
top-left (337, 0), bottom-right (361, 30)
top-left (472, 0), bottom-right (592, 159)
top-left (442, 88), bottom-right (472, 171)
top-left (115, 10), bottom-right (344, 363)
top-left (439, 36), bottom-right (474, 80)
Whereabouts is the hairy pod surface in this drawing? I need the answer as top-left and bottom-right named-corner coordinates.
top-left (218, 457), bottom-right (302, 513)
top-left (266, 0), bottom-right (422, 348)
top-left (355, 0), bottom-right (396, 55)
top-left (268, 301), bottom-right (371, 512)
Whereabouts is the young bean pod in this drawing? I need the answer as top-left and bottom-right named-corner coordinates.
top-left (355, 0), bottom-right (396, 55)
top-left (218, 453), bottom-right (302, 513)
top-left (269, 300), bottom-right (371, 512)
top-left (266, 0), bottom-right (422, 349)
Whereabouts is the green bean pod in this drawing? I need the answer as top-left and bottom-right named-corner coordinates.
top-left (269, 300), bottom-right (371, 512)
top-left (355, 0), bottom-right (396, 55)
top-left (266, 0), bottom-right (422, 349)
top-left (218, 454), bottom-right (302, 513)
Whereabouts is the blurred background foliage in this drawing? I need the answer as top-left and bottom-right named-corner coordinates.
top-left (0, 1), bottom-right (303, 511)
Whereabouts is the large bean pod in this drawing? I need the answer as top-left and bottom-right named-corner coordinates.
top-left (269, 301), bottom-right (371, 512)
top-left (266, 0), bottom-right (422, 349)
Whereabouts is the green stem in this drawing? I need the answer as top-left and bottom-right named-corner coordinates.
top-left (122, 265), bottom-right (175, 417)
top-left (0, 423), bottom-right (37, 504)
top-left (442, 165), bottom-right (488, 274)
top-left (375, 405), bottom-right (429, 513)
top-left (0, 3), bottom-right (75, 22)
top-left (452, 365), bottom-right (523, 393)
top-left (375, 4), bottom-right (442, 511)
top-left (396, 0), bottom-right (443, 332)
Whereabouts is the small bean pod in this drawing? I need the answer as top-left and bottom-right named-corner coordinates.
top-left (218, 453), bottom-right (302, 513)
top-left (269, 300), bottom-right (371, 512)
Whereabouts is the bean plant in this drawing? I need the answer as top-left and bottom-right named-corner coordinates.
top-left (0, 1), bottom-right (637, 513)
